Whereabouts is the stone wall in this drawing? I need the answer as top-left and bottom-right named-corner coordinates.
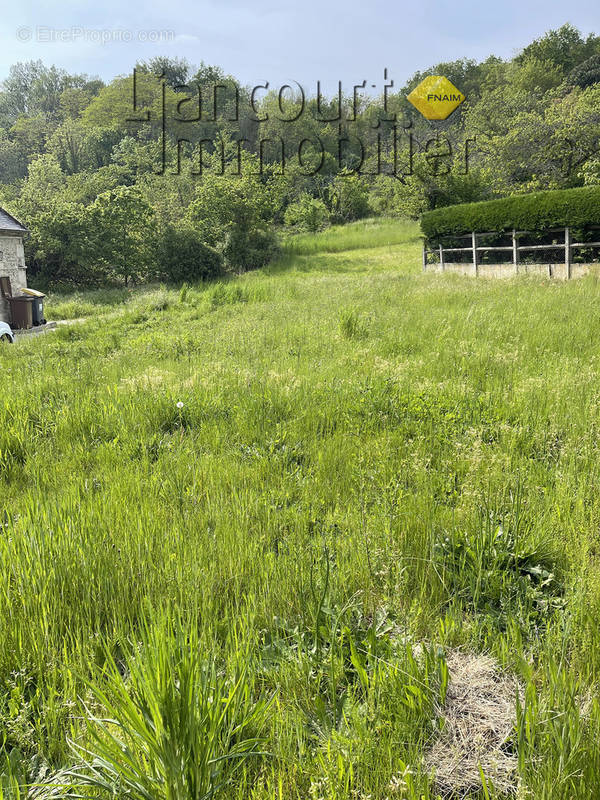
top-left (0, 233), bottom-right (27, 324)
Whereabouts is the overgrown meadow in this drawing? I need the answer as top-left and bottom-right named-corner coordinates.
top-left (2, 219), bottom-right (600, 798)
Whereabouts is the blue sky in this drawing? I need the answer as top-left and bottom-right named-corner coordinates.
top-left (1, 0), bottom-right (599, 88)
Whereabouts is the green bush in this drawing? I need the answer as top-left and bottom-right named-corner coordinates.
top-left (284, 193), bottom-right (330, 232)
top-left (328, 172), bottom-right (372, 223)
top-left (155, 225), bottom-right (223, 283)
top-left (370, 176), bottom-right (428, 219)
top-left (223, 226), bottom-right (279, 273)
top-left (421, 185), bottom-right (600, 242)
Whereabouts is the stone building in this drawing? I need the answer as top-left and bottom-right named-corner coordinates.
top-left (0, 208), bottom-right (28, 324)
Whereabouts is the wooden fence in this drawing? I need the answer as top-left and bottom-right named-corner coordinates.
top-left (422, 227), bottom-right (600, 279)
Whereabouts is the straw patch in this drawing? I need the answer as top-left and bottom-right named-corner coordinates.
top-left (426, 650), bottom-right (522, 797)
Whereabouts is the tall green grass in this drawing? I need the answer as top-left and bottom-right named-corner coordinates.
top-left (281, 217), bottom-right (420, 255)
top-left (67, 614), bottom-right (270, 800)
top-left (2, 219), bottom-right (600, 797)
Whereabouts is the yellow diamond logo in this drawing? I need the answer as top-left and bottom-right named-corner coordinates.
top-left (406, 76), bottom-right (465, 120)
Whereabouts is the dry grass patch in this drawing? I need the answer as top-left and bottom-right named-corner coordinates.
top-left (426, 650), bottom-right (522, 797)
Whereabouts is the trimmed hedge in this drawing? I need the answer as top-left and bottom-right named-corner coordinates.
top-left (421, 186), bottom-right (600, 242)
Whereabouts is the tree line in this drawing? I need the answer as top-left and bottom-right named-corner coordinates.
top-left (1, 24), bottom-right (600, 286)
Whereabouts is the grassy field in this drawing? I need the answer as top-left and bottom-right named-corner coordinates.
top-left (2, 218), bottom-right (600, 798)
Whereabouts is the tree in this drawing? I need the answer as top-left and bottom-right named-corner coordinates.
top-left (186, 155), bottom-right (278, 272)
top-left (511, 57), bottom-right (564, 94)
top-left (17, 154), bottom-right (66, 217)
top-left (48, 119), bottom-right (121, 174)
top-left (10, 114), bottom-right (50, 160)
top-left (568, 54), bottom-right (600, 89)
top-left (138, 57), bottom-right (191, 90)
top-left (0, 60), bottom-right (93, 124)
top-left (516, 24), bottom-right (600, 74)
top-left (59, 83), bottom-right (103, 119)
top-left (25, 201), bottom-right (96, 285)
top-left (403, 58), bottom-right (489, 101)
top-left (5, 25), bottom-right (600, 285)
top-left (82, 73), bottom-right (181, 140)
top-left (0, 133), bottom-right (27, 182)
top-left (87, 186), bottom-right (155, 284)
top-left (328, 172), bottom-right (371, 222)
top-left (191, 62), bottom-right (226, 89)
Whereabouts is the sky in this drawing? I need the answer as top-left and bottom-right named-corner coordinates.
top-left (0, 0), bottom-right (599, 90)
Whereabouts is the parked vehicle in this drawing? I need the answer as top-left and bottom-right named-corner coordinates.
top-left (0, 321), bottom-right (14, 342)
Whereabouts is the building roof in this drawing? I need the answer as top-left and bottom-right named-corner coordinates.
top-left (0, 207), bottom-right (28, 234)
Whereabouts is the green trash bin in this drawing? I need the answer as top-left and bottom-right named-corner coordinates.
top-left (30, 296), bottom-right (45, 326)
top-left (21, 288), bottom-right (46, 326)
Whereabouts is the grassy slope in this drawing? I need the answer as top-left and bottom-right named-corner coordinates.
top-left (2, 219), bottom-right (600, 796)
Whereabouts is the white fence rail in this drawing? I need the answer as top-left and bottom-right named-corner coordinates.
top-left (423, 227), bottom-right (600, 279)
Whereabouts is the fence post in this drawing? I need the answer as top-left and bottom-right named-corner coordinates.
top-left (422, 243), bottom-right (427, 272)
top-left (512, 229), bottom-right (519, 274)
top-left (472, 232), bottom-right (478, 276)
top-left (565, 226), bottom-right (572, 280)
top-left (439, 244), bottom-right (445, 272)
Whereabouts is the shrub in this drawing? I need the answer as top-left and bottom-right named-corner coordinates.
top-left (87, 186), bottom-right (155, 285)
top-left (284, 194), bottom-right (330, 232)
top-left (222, 226), bottom-right (279, 273)
top-left (370, 175), bottom-right (428, 219)
top-left (155, 225), bottom-right (223, 283)
top-left (421, 185), bottom-right (600, 242)
top-left (328, 172), bottom-right (372, 223)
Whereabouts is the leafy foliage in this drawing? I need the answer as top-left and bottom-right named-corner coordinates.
top-left (567, 53), bottom-right (600, 89)
top-left (154, 225), bottom-right (223, 283)
top-left (2, 25), bottom-right (600, 284)
top-left (186, 163), bottom-right (279, 273)
top-left (328, 172), bottom-right (372, 223)
top-left (86, 186), bottom-right (155, 285)
top-left (421, 185), bottom-right (600, 240)
top-left (284, 194), bottom-right (330, 232)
